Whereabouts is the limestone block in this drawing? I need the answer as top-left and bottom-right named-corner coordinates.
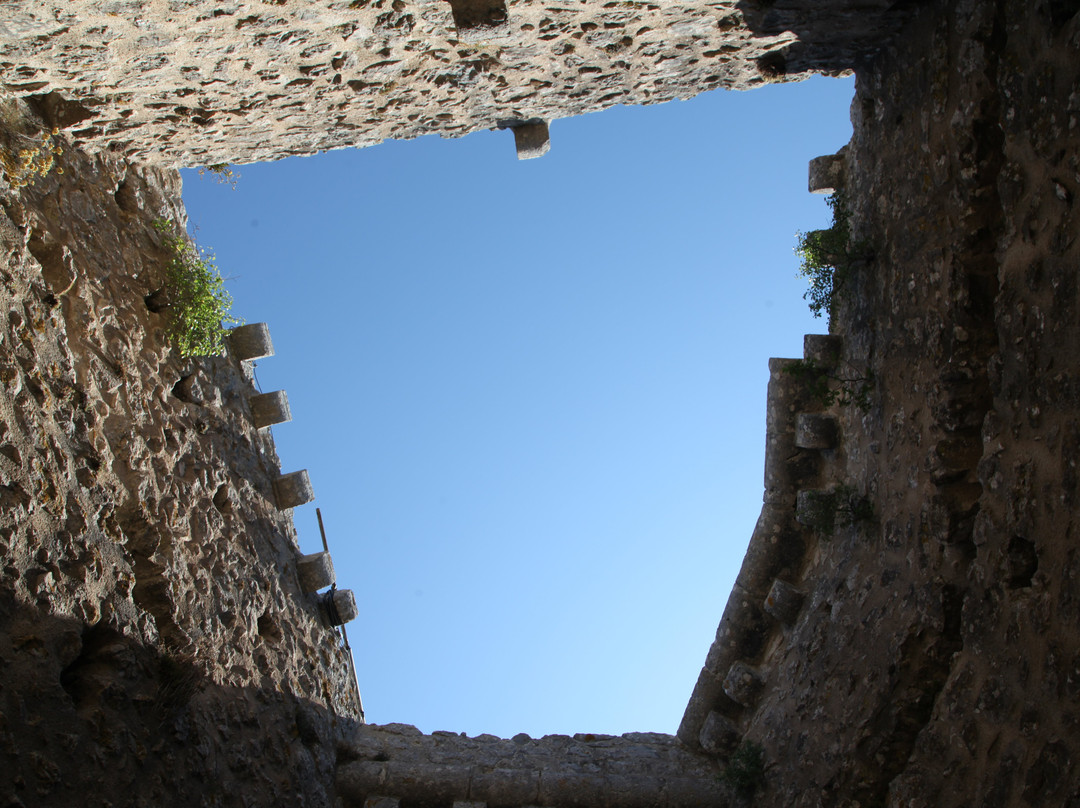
top-left (795, 489), bottom-right (834, 528)
top-left (249, 390), bottom-right (291, 429)
top-left (699, 711), bottom-right (739, 755)
top-left (512, 121), bottom-right (550, 160)
top-left (795, 413), bottom-right (838, 449)
top-left (677, 667), bottom-right (724, 747)
top-left (803, 334), bottom-right (842, 366)
top-left (708, 582), bottom-right (770, 667)
top-left (324, 588), bottom-right (358, 626)
top-left (764, 579), bottom-right (804, 625)
top-left (229, 323), bottom-right (274, 361)
top-left (273, 470), bottom-right (314, 510)
top-left (297, 551), bottom-right (335, 593)
top-left (722, 662), bottom-right (764, 708)
top-left (808, 153), bottom-right (846, 194)
top-left (764, 357), bottom-right (822, 503)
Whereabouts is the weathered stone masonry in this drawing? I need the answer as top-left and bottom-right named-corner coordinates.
top-left (3, 0), bottom-right (1080, 806)
top-left (0, 0), bottom-right (911, 166)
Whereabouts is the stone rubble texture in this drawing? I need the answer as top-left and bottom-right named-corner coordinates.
top-left (0, 0), bottom-right (910, 166)
top-left (2, 0), bottom-right (1080, 806)
top-left (0, 143), bottom-right (361, 806)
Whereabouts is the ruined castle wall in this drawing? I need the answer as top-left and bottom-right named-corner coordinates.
top-left (0, 140), bottom-right (361, 806)
top-left (3, 0), bottom-right (1080, 805)
top-left (672, 1), bottom-right (1080, 804)
top-left (0, 0), bottom-right (911, 166)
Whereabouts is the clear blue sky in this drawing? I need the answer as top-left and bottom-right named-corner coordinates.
top-left (181, 74), bottom-right (855, 739)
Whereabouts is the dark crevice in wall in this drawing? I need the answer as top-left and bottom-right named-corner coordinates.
top-left (444, 0), bottom-right (508, 34)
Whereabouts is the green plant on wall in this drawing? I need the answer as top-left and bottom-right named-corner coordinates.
top-left (720, 740), bottom-right (766, 800)
top-left (794, 191), bottom-right (865, 322)
top-left (0, 96), bottom-right (64, 190)
top-left (197, 163), bottom-right (239, 188)
top-left (154, 219), bottom-right (241, 357)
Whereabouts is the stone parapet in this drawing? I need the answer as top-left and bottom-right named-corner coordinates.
top-left (677, 334), bottom-right (845, 750)
top-left (337, 724), bottom-right (726, 808)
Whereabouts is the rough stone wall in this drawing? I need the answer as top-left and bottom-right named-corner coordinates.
top-left (0, 0), bottom-right (911, 166)
top-left (0, 139), bottom-right (361, 807)
top-left (337, 723), bottom-right (726, 808)
top-left (675, 0), bottom-right (1080, 804)
top-left (2, 0), bottom-right (1080, 806)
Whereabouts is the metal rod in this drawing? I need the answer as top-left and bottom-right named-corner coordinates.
top-left (316, 507), bottom-right (330, 554)
top-left (315, 507), bottom-right (365, 720)
top-left (341, 623), bottom-right (365, 720)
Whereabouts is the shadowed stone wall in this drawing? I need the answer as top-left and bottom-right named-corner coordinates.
top-left (3, 0), bottom-right (1080, 806)
top-left (337, 723), bottom-right (726, 808)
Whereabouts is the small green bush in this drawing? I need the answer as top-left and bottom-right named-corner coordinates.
top-left (0, 96), bottom-right (64, 190)
top-left (794, 192), bottom-right (859, 322)
top-left (197, 163), bottom-right (239, 188)
top-left (154, 220), bottom-right (241, 357)
top-left (721, 740), bottom-right (766, 799)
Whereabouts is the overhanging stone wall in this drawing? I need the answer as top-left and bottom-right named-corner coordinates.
top-left (0, 0), bottom-right (913, 165)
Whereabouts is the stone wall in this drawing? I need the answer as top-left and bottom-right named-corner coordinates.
top-left (338, 724), bottom-right (726, 808)
top-left (0, 0), bottom-right (913, 166)
top-left (2, 0), bottom-right (1080, 806)
top-left (0, 139), bottom-right (362, 807)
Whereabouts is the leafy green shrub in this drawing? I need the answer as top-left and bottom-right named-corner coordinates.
top-left (721, 740), bottom-right (766, 799)
top-left (153, 219), bottom-right (241, 357)
top-left (782, 357), bottom-right (875, 413)
top-left (197, 163), bottom-right (239, 188)
top-left (794, 192), bottom-right (863, 322)
top-left (0, 96), bottom-right (64, 190)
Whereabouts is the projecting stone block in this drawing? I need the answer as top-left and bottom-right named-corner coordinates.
top-left (764, 578), bottom-right (804, 625)
top-left (699, 711), bottom-right (739, 755)
top-left (297, 551), bottom-right (335, 593)
top-left (324, 588), bottom-right (358, 626)
top-left (795, 413), bottom-right (838, 449)
top-left (249, 390), bottom-right (292, 429)
top-left (512, 121), bottom-right (550, 160)
top-left (808, 153), bottom-right (845, 194)
top-left (273, 470), bottom-right (314, 510)
top-left (722, 662), bottom-right (763, 708)
top-left (229, 322), bottom-right (274, 361)
top-left (803, 334), bottom-right (842, 366)
top-left (796, 489), bottom-right (834, 529)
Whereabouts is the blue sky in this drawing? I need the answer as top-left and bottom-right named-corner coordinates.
top-left (181, 74), bottom-right (855, 738)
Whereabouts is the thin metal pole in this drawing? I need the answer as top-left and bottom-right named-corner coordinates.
top-left (316, 507), bottom-right (330, 554)
top-left (315, 507), bottom-right (365, 720)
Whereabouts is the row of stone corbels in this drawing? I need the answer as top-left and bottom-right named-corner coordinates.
top-left (228, 322), bottom-right (358, 627)
top-left (677, 334), bottom-right (843, 754)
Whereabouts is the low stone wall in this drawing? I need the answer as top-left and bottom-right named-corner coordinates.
top-left (337, 723), bottom-right (726, 808)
